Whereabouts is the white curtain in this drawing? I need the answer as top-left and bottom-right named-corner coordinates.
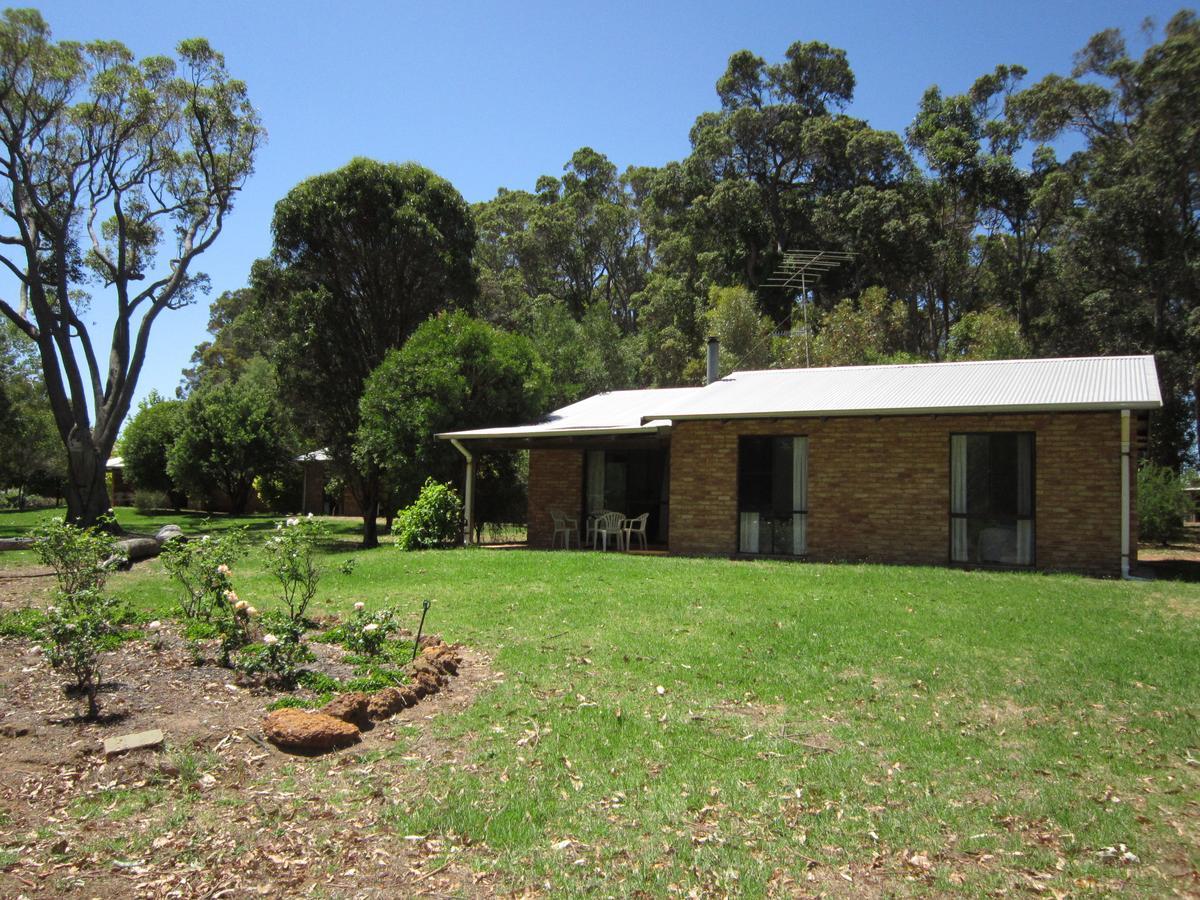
top-left (950, 435), bottom-right (968, 562)
top-left (739, 512), bottom-right (760, 554)
top-left (586, 451), bottom-right (605, 514)
top-left (1016, 434), bottom-right (1034, 565)
top-left (792, 437), bottom-right (808, 555)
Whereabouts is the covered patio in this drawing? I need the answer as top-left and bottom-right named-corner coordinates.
top-left (438, 387), bottom-right (703, 550)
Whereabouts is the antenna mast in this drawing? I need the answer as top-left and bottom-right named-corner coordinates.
top-left (764, 249), bottom-right (854, 367)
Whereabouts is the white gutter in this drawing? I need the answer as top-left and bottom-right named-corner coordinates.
top-left (449, 439), bottom-right (475, 546)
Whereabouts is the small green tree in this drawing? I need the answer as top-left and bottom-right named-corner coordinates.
top-left (119, 393), bottom-right (186, 506)
top-left (355, 311), bottom-right (549, 515)
top-left (1137, 464), bottom-right (1192, 545)
top-left (394, 480), bottom-right (463, 550)
top-left (168, 374), bottom-right (291, 514)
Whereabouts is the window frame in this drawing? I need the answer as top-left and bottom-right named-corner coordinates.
top-left (948, 431), bottom-right (1036, 568)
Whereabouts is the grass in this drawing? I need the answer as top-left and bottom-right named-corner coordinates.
top-left (2, 509), bottom-right (1198, 894)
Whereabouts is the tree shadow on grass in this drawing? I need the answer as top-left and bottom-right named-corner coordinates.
top-left (1136, 558), bottom-right (1200, 582)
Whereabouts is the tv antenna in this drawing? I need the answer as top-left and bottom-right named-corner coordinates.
top-left (764, 249), bottom-right (855, 367)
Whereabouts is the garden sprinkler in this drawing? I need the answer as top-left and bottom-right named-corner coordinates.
top-left (412, 598), bottom-right (432, 662)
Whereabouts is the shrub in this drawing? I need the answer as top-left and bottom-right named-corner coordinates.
top-left (31, 514), bottom-right (123, 595)
top-left (161, 526), bottom-right (249, 620)
top-left (238, 610), bottom-right (312, 688)
top-left (338, 602), bottom-right (400, 657)
top-left (393, 479), bottom-right (462, 550)
top-left (212, 586), bottom-right (257, 666)
top-left (133, 489), bottom-right (170, 512)
top-left (1137, 463), bottom-right (1192, 544)
top-left (43, 589), bottom-right (123, 718)
top-left (263, 515), bottom-right (326, 623)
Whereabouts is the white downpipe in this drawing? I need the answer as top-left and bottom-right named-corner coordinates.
top-left (1121, 410), bottom-right (1131, 579)
top-left (450, 439), bottom-right (475, 546)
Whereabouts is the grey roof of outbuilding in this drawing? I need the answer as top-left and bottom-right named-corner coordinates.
top-left (640, 355), bottom-right (1162, 422)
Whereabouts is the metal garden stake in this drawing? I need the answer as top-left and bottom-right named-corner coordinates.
top-left (412, 598), bottom-right (432, 662)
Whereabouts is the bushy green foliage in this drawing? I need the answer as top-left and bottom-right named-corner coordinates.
top-left (237, 611), bottom-right (312, 688)
top-left (393, 480), bottom-right (463, 550)
top-left (337, 602), bottom-right (401, 657)
top-left (1137, 464), bottom-right (1192, 544)
top-left (356, 311), bottom-right (547, 521)
top-left (43, 589), bottom-right (123, 718)
top-left (262, 515), bottom-right (326, 623)
top-left (31, 514), bottom-right (122, 595)
top-left (119, 393), bottom-right (185, 498)
top-left (30, 516), bottom-right (127, 718)
top-left (161, 526), bottom-right (249, 620)
top-left (133, 489), bottom-right (170, 513)
top-left (168, 375), bottom-right (291, 515)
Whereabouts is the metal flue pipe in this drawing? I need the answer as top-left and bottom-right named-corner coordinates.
top-left (706, 337), bottom-right (720, 385)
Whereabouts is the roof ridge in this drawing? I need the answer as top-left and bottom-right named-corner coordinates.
top-left (724, 354), bottom-right (1153, 378)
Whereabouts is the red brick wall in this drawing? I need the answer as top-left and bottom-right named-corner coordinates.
top-left (668, 412), bottom-right (1129, 575)
top-left (527, 450), bottom-right (583, 548)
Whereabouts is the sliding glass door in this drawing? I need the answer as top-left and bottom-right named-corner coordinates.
top-left (950, 433), bottom-right (1034, 566)
top-left (737, 436), bottom-right (808, 556)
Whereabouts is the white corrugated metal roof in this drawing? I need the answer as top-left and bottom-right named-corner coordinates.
top-left (641, 355), bottom-right (1161, 422)
top-left (438, 387), bottom-right (704, 441)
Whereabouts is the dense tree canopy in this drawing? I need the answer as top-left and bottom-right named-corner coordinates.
top-left (167, 368), bottom-right (291, 515)
top-left (176, 9), bottom-right (1200, 517)
top-left (0, 9), bottom-right (262, 525)
top-left (252, 158), bottom-right (478, 546)
top-left (118, 392), bottom-right (185, 502)
top-left (356, 311), bottom-right (549, 528)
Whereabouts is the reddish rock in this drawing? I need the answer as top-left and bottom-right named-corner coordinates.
top-left (411, 669), bottom-right (442, 696)
top-left (367, 686), bottom-right (417, 721)
top-left (422, 645), bottom-right (460, 675)
top-left (320, 692), bottom-right (372, 729)
top-left (262, 708), bottom-right (360, 753)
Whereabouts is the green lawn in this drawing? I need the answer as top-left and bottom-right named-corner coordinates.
top-left (2, 508), bottom-right (1198, 895)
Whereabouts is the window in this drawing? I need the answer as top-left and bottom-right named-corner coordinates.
top-left (950, 433), bottom-right (1034, 566)
top-left (737, 436), bottom-right (807, 555)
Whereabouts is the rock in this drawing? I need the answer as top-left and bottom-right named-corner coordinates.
top-left (423, 644), bottom-right (460, 675)
top-left (320, 692), bottom-right (373, 729)
top-left (410, 669), bottom-right (443, 697)
top-left (410, 660), bottom-right (447, 686)
top-left (0, 537), bottom-right (33, 552)
top-left (103, 728), bottom-right (164, 755)
top-left (262, 708), bottom-right (360, 754)
top-left (366, 687), bottom-right (411, 721)
top-left (155, 524), bottom-right (185, 544)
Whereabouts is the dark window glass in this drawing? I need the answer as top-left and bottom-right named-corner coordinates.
top-left (737, 436), bottom-right (807, 556)
top-left (951, 433), bottom-right (1034, 566)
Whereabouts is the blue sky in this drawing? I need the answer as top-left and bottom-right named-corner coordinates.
top-left (22, 0), bottom-right (1189, 414)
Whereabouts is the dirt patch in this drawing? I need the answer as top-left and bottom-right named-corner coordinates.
top-left (0, 615), bottom-right (504, 897)
top-left (0, 566), bottom-right (54, 612)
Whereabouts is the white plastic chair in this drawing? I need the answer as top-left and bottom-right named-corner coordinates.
top-left (549, 509), bottom-right (578, 549)
top-left (585, 509), bottom-right (615, 547)
top-left (622, 513), bottom-right (649, 551)
top-left (592, 511), bottom-right (624, 551)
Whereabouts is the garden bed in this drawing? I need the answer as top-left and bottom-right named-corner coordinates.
top-left (0, 614), bottom-right (499, 896)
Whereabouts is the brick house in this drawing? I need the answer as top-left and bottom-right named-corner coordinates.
top-left (439, 356), bottom-right (1161, 576)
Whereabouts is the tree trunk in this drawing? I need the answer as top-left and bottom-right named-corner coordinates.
top-left (361, 494), bottom-right (380, 549)
top-left (64, 432), bottom-right (113, 528)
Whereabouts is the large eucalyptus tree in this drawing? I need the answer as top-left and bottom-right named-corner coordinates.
top-left (0, 9), bottom-right (263, 524)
